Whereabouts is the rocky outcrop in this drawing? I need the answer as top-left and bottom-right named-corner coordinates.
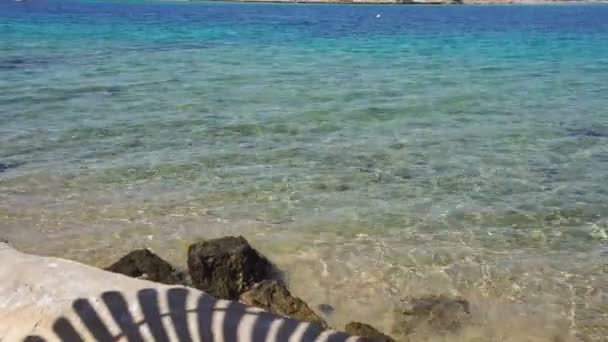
top-left (393, 294), bottom-right (471, 335)
top-left (105, 249), bottom-right (187, 285)
top-left (345, 322), bottom-right (396, 342)
top-left (187, 236), bottom-right (275, 300)
top-left (0, 235), bottom-right (475, 341)
top-left (240, 280), bottom-right (328, 329)
top-left (106, 237), bottom-right (400, 340)
top-left (0, 243), bottom-right (360, 342)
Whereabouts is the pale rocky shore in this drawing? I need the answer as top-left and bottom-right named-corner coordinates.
top-left (0, 237), bottom-right (472, 341)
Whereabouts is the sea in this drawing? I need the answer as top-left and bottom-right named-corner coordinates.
top-left (1, 0), bottom-right (607, 340)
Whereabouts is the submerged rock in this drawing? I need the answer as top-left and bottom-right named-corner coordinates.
top-left (345, 322), bottom-right (396, 342)
top-left (240, 280), bottom-right (328, 329)
top-left (0, 58), bottom-right (25, 70)
top-left (0, 162), bottom-right (19, 173)
top-left (187, 236), bottom-right (274, 300)
top-left (105, 249), bottom-right (185, 285)
top-left (568, 128), bottom-right (608, 138)
top-left (394, 294), bottom-right (471, 335)
top-left (317, 303), bottom-right (335, 316)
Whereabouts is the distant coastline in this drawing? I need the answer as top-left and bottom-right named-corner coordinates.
top-left (196, 0), bottom-right (607, 4)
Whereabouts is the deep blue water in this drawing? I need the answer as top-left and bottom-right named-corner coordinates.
top-left (1, 1), bottom-right (608, 339)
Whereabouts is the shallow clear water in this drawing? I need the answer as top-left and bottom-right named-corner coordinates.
top-left (1, 0), bottom-right (608, 340)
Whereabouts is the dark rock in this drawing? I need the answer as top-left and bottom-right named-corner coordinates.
top-left (0, 58), bottom-right (25, 70)
top-left (0, 162), bottom-right (19, 173)
top-left (394, 294), bottom-right (471, 335)
top-left (317, 303), bottom-right (335, 316)
top-left (240, 280), bottom-right (328, 329)
top-left (0, 56), bottom-right (47, 70)
top-left (336, 184), bottom-right (351, 192)
top-left (105, 249), bottom-right (185, 285)
top-left (313, 183), bottom-right (329, 190)
top-left (568, 128), bottom-right (608, 138)
top-left (345, 322), bottom-right (396, 342)
top-left (187, 236), bottom-right (274, 300)
top-left (388, 142), bottom-right (406, 150)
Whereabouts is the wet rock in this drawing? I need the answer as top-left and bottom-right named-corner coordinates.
top-left (394, 294), bottom-right (471, 335)
top-left (240, 280), bottom-right (328, 329)
top-left (345, 322), bottom-right (396, 342)
top-left (0, 162), bottom-right (19, 173)
top-left (0, 58), bottom-right (25, 70)
top-left (313, 183), bottom-right (329, 190)
top-left (187, 236), bottom-right (274, 300)
top-left (317, 303), bottom-right (335, 316)
top-left (0, 56), bottom-right (48, 70)
top-left (388, 142), bottom-right (406, 150)
top-left (336, 184), bottom-right (351, 192)
top-left (568, 128), bottom-right (608, 138)
top-left (105, 249), bottom-right (185, 285)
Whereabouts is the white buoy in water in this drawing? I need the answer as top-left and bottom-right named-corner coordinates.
top-left (376, 14), bottom-right (381, 18)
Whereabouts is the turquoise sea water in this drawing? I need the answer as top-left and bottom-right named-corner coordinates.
top-left (1, 1), bottom-right (608, 340)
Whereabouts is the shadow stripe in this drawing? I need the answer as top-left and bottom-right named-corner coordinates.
top-left (196, 294), bottom-right (216, 342)
top-left (300, 322), bottom-right (324, 342)
top-left (250, 311), bottom-right (276, 341)
top-left (167, 288), bottom-right (193, 342)
top-left (73, 298), bottom-right (114, 342)
top-left (327, 331), bottom-right (356, 342)
top-left (101, 291), bottom-right (144, 342)
top-left (138, 289), bottom-right (170, 342)
top-left (222, 301), bottom-right (247, 342)
top-left (53, 317), bottom-right (84, 342)
top-left (275, 316), bottom-right (302, 341)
